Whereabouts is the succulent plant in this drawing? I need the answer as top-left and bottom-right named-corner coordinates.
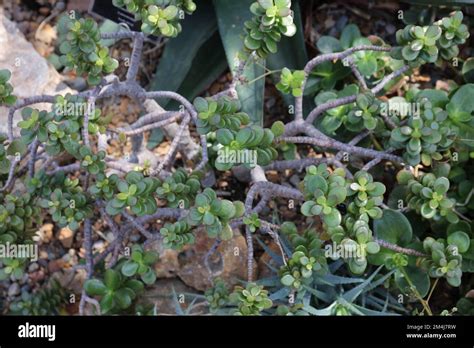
top-left (160, 220), bottom-right (194, 250)
top-left (400, 171), bottom-right (458, 223)
top-left (84, 268), bottom-right (145, 314)
top-left (229, 283), bottom-right (273, 315)
top-left (420, 237), bottom-right (465, 287)
top-left (301, 164), bottom-right (347, 228)
top-left (0, 257), bottom-right (28, 281)
top-left (120, 245), bottom-right (159, 285)
top-left (279, 222), bottom-right (327, 290)
top-left (204, 278), bottom-right (230, 313)
top-left (244, 0), bottom-right (296, 58)
top-left (346, 92), bottom-right (381, 131)
top-left (155, 169), bottom-right (201, 208)
top-left (105, 171), bottom-right (160, 216)
top-left (187, 188), bottom-right (244, 240)
top-left (436, 11), bottom-right (470, 60)
top-left (243, 212), bottom-right (261, 233)
top-left (193, 97), bottom-right (250, 134)
top-left (276, 68), bottom-right (305, 97)
top-left (0, 192), bottom-right (40, 243)
top-left (58, 18), bottom-right (118, 85)
top-left (389, 100), bottom-right (458, 166)
top-left (0, 69), bottom-right (16, 106)
top-left (9, 280), bottom-right (67, 315)
top-left (38, 177), bottom-right (92, 231)
top-left (112, 0), bottom-right (196, 37)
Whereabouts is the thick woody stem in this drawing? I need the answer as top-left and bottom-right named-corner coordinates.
top-left (278, 136), bottom-right (403, 163)
top-left (153, 113), bottom-right (191, 175)
top-left (0, 157), bottom-right (20, 192)
top-left (295, 45), bottom-right (391, 121)
top-left (117, 113), bottom-right (183, 136)
top-left (375, 238), bottom-right (427, 257)
top-left (126, 32), bottom-right (145, 82)
top-left (82, 87), bottom-right (100, 148)
top-left (83, 218), bottom-right (94, 277)
top-left (305, 65), bottom-right (409, 124)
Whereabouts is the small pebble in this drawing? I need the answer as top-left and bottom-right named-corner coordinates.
top-left (28, 262), bottom-right (39, 273)
top-left (8, 283), bottom-right (20, 297)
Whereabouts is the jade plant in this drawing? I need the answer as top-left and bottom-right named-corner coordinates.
top-left (120, 245), bottom-right (159, 285)
top-left (84, 268), bottom-right (145, 314)
top-left (160, 220), bottom-right (194, 250)
top-left (0, 69), bottom-right (16, 106)
top-left (229, 283), bottom-right (273, 315)
top-left (187, 188), bottom-right (244, 240)
top-left (244, 0), bottom-right (296, 58)
top-left (58, 18), bottom-right (119, 85)
top-left (279, 222), bottom-right (328, 290)
top-left (0, 1), bottom-right (473, 318)
top-left (112, 0), bottom-right (196, 37)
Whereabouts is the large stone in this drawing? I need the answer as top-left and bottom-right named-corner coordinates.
top-left (150, 230), bottom-right (257, 291)
top-left (176, 231), bottom-right (257, 291)
top-left (0, 8), bottom-right (73, 136)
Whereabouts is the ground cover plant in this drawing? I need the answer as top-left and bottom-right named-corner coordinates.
top-left (0, 0), bottom-right (473, 316)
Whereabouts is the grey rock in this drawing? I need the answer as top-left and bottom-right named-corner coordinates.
top-left (8, 282), bottom-right (20, 297)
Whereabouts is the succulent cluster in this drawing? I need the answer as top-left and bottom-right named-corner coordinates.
top-left (204, 278), bottom-right (230, 313)
top-left (214, 125), bottom-right (278, 170)
top-left (160, 220), bottom-right (194, 250)
top-left (9, 281), bottom-right (67, 315)
top-left (393, 11), bottom-right (469, 65)
top-left (0, 257), bottom-right (28, 281)
top-left (420, 237), bottom-right (465, 287)
top-left (332, 218), bottom-right (381, 274)
top-left (58, 18), bottom-right (118, 85)
top-left (279, 222), bottom-right (327, 290)
top-left (155, 169), bottom-right (201, 208)
top-left (243, 212), bottom-right (261, 233)
top-left (89, 173), bottom-right (119, 201)
top-left (314, 84), bottom-right (360, 134)
top-left (187, 188), bottom-right (244, 240)
top-left (301, 170), bottom-right (385, 274)
top-left (120, 245), bottom-right (159, 285)
top-left (229, 283), bottom-right (273, 315)
top-left (84, 268), bottom-right (145, 314)
top-left (436, 11), bottom-right (470, 60)
top-left (244, 0), bottom-right (296, 58)
top-left (384, 252), bottom-right (409, 270)
top-left (112, 0), bottom-right (196, 37)
top-left (276, 68), bottom-right (305, 97)
top-left (38, 177), bottom-right (91, 231)
top-left (19, 95), bottom-right (110, 157)
top-left (0, 69), bottom-right (16, 106)
top-left (346, 92), bottom-right (381, 131)
top-left (346, 171), bottom-right (385, 221)
top-left (193, 97), bottom-right (250, 134)
top-left (0, 137), bottom-right (10, 176)
top-left (301, 164), bottom-right (347, 228)
top-left (105, 171), bottom-right (161, 217)
top-left (0, 192), bottom-right (40, 243)
top-left (78, 146), bottom-right (107, 175)
top-left (389, 100), bottom-right (457, 166)
top-left (394, 24), bottom-right (442, 64)
top-left (399, 171), bottom-right (458, 223)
